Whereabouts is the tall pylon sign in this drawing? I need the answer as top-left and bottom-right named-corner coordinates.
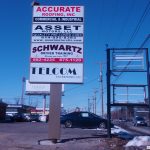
top-left (29, 6), bottom-right (84, 84)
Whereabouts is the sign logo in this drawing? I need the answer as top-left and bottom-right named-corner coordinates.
top-left (31, 67), bottom-right (77, 75)
top-left (33, 24), bottom-right (83, 33)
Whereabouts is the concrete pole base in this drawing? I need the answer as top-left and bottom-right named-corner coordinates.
top-left (38, 139), bottom-right (61, 145)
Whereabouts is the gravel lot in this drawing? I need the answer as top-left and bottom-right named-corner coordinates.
top-left (0, 122), bottom-right (146, 150)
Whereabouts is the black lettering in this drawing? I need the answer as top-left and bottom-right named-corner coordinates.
top-left (43, 45), bottom-right (49, 51)
top-left (50, 45), bottom-right (58, 50)
top-left (68, 68), bottom-right (76, 75)
top-left (32, 68), bottom-right (36, 74)
top-left (72, 46), bottom-right (77, 52)
top-left (38, 46), bottom-right (43, 51)
top-left (59, 45), bottom-right (65, 50)
top-left (35, 25), bottom-right (43, 30)
top-left (64, 25), bottom-right (71, 30)
top-left (45, 25), bottom-right (52, 30)
top-left (77, 47), bottom-right (82, 54)
top-left (52, 68), bottom-right (59, 75)
top-left (39, 68), bottom-right (42, 74)
top-left (46, 68), bottom-right (49, 74)
top-left (66, 45), bottom-right (72, 51)
top-left (73, 25), bottom-right (81, 30)
top-left (55, 25), bottom-right (61, 30)
top-left (60, 68), bottom-right (67, 75)
top-left (32, 47), bottom-right (37, 53)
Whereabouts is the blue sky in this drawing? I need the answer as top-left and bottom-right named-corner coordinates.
top-left (0, 0), bottom-right (150, 115)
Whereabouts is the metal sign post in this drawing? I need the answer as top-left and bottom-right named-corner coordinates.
top-left (48, 84), bottom-right (62, 142)
top-left (106, 49), bottom-right (111, 138)
top-left (107, 48), bottom-right (150, 138)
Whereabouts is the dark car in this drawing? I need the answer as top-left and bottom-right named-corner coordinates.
top-left (1, 115), bottom-right (15, 123)
top-left (61, 111), bottom-right (113, 129)
top-left (133, 116), bottom-right (147, 126)
top-left (13, 114), bottom-right (26, 122)
top-left (29, 114), bottom-right (40, 122)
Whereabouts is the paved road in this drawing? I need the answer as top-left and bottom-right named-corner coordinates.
top-left (126, 125), bottom-right (150, 135)
top-left (0, 122), bottom-right (148, 150)
top-left (116, 121), bottom-right (150, 135)
top-left (0, 122), bottom-right (128, 150)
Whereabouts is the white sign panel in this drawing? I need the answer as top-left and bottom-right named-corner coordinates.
top-left (25, 80), bottom-right (64, 95)
top-left (33, 17), bottom-right (83, 23)
top-left (32, 24), bottom-right (83, 42)
top-left (30, 63), bottom-right (83, 83)
top-left (33, 6), bottom-right (84, 22)
top-left (32, 24), bottom-right (83, 33)
top-left (31, 43), bottom-right (83, 63)
top-left (26, 80), bottom-right (50, 95)
top-left (32, 33), bottom-right (83, 43)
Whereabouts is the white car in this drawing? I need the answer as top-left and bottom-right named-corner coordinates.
top-left (39, 115), bottom-right (47, 122)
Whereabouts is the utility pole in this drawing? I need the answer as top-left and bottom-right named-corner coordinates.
top-left (21, 77), bottom-right (26, 105)
top-left (92, 96), bottom-right (95, 113)
top-left (88, 98), bottom-right (90, 112)
top-left (100, 63), bottom-right (104, 117)
top-left (93, 90), bottom-right (98, 114)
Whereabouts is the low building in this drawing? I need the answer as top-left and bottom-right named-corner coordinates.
top-left (0, 101), bottom-right (7, 120)
top-left (6, 104), bottom-right (35, 116)
top-left (30, 106), bottom-right (67, 115)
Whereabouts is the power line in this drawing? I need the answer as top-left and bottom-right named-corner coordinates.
top-left (64, 77), bottom-right (98, 93)
top-left (115, 0), bottom-right (135, 47)
top-left (140, 34), bottom-right (150, 48)
top-left (112, 1), bottom-right (150, 83)
top-left (126, 0), bottom-right (150, 47)
top-left (106, 0), bottom-right (119, 44)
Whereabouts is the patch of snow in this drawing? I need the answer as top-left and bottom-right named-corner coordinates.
top-left (83, 126), bottom-right (129, 134)
top-left (125, 136), bottom-right (150, 147)
top-left (84, 126), bottom-right (134, 139)
top-left (111, 126), bottom-right (134, 140)
top-left (111, 126), bottom-right (129, 134)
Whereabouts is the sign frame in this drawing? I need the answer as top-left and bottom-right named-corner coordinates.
top-left (29, 6), bottom-right (84, 84)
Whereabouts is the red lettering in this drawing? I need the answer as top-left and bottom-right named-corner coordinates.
top-left (65, 7), bottom-right (71, 12)
top-left (76, 7), bottom-right (81, 12)
top-left (36, 7), bottom-right (42, 12)
top-left (60, 7), bottom-right (65, 12)
top-left (36, 6), bottom-right (81, 13)
top-left (67, 13), bottom-right (75, 16)
top-left (42, 7), bottom-right (47, 12)
top-left (53, 7), bottom-right (59, 12)
top-left (70, 7), bottom-right (75, 12)
top-left (48, 7), bottom-right (53, 12)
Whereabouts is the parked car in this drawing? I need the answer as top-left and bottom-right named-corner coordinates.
top-left (4, 115), bottom-right (15, 123)
top-left (133, 116), bottom-right (147, 126)
top-left (61, 111), bottom-right (114, 129)
top-left (29, 114), bottom-right (40, 122)
top-left (39, 115), bottom-right (49, 122)
top-left (23, 114), bottom-right (31, 122)
top-left (13, 114), bottom-right (26, 122)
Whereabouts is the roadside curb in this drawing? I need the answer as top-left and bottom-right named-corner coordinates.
top-left (126, 126), bottom-right (150, 136)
